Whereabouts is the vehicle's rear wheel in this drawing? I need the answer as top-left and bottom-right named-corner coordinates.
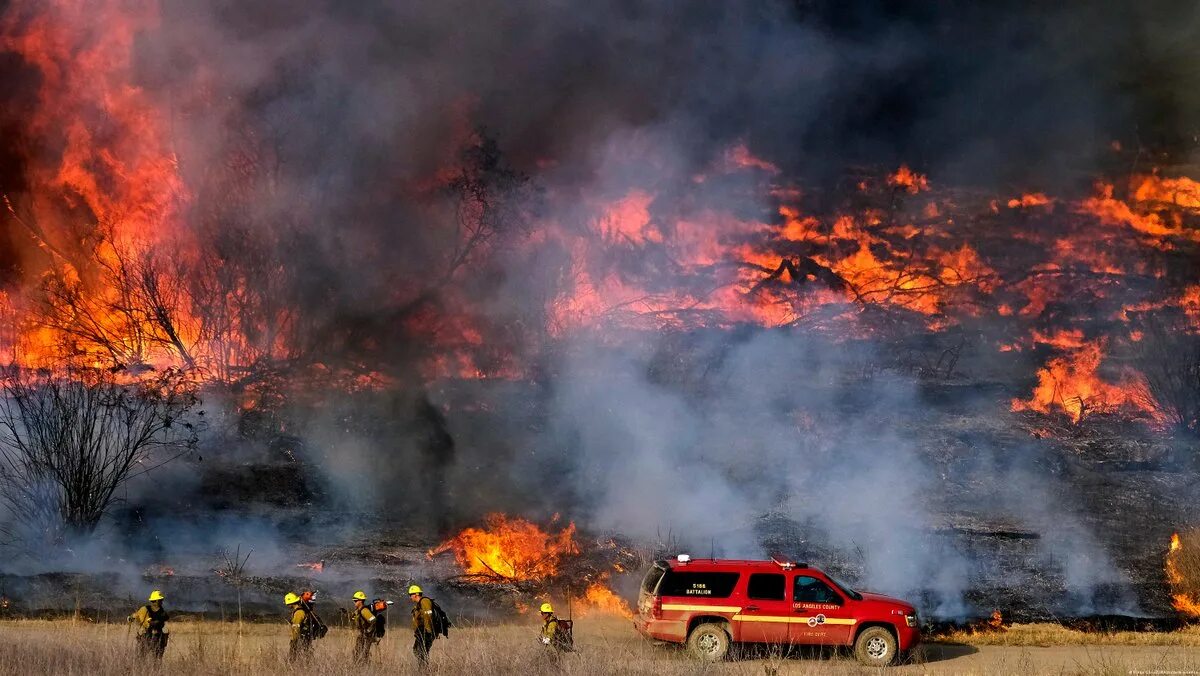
top-left (686, 623), bottom-right (730, 661)
top-left (854, 626), bottom-right (898, 666)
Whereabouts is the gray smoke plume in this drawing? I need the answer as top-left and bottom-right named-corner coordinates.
top-left (0, 0), bottom-right (1195, 620)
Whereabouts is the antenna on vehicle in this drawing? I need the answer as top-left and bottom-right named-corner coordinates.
top-left (710, 538), bottom-right (715, 560)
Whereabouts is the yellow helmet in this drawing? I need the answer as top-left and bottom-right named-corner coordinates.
top-left (148, 590), bottom-right (164, 602)
top-left (539, 602), bottom-right (554, 614)
top-left (353, 591), bottom-right (367, 601)
top-left (284, 593), bottom-right (301, 605)
top-left (407, 584), bottom-right (422, 595)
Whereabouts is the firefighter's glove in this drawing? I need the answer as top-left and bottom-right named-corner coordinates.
top-left (541, 637), bottom-right (551, 645)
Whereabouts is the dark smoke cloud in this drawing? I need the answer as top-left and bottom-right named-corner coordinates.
top-left (0, 0), bottom-right (1193, 618)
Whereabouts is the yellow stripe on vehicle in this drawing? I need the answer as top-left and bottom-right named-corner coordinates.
top-left (732, 615), bottom-right (858, 625)
top-left (661, 604), bottom-right (742, 613)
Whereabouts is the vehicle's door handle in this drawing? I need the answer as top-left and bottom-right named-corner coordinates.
top-left (744, 605), bottom-right (759, 611)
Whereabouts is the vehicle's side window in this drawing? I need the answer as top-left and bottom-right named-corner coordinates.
top-left (658, 572), bottom-right (741, 598)
top-left (794, 575), bottom-right (842, 604)
top-left (746, 573), bottom-right (786, 600)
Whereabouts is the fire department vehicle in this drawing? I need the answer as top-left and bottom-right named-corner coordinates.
top-left (634, 555), bottom-right (920, 666)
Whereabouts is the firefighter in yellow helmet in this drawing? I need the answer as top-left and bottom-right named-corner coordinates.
top-left (128, 590), bottom-right (169, 660)
top-left (409, 584), bottom-right (436, 668)
top-left (285, 592), bottom-right (315, 659)
top-left (351, 590), bottom-right (377, 664)
top-left (538, 602), bottom-right (568, 662)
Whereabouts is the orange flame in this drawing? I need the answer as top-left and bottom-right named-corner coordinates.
top-left (1166, 532), bottom-right (1200, 616)
top-left (296, 561), bottom-right (325, 574)
top-left (1010, 339), bottom-right (1156, 423)
top-left (1007, 193), bottom-right (1052, 209)
top-left (887, 165), bottom-right (929, 194)
top-left (578, 577), bottom-right (632, 618)
top-left (429, 514), bottom-right (580, 580)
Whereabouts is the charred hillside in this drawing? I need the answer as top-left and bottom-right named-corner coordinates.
top-left (0, 0), bottom-right (1198, 628)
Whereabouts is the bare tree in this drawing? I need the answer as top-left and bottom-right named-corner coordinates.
top-left (0, 368), bottom-right (200, 548)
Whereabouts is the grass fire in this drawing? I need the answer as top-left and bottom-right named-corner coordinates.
top-left (1, 0), bottom-right (1200, 673)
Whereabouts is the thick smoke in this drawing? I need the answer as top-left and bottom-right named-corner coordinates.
top-left (1, 0), bottom-right (1195, 618)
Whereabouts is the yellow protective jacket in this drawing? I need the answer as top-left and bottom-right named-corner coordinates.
top-left (129, 603), bottom-right (167, 634)
top-left (541, 615), bottom-right (559, 640)
top-left (353, 605), bottom-right (377, 636)
top-left (290, 608), bottom-right (309, 642)
top-left (411, 597), bottom-right (434, 633)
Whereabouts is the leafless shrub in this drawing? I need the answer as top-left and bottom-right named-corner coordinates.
top-left (217, 545), bottom-right (253, 626)
top-left (0, 368), bottom-right (200, 549)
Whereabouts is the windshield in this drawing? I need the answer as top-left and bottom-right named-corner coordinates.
top-left (825, 574), bottom-right (863, 601)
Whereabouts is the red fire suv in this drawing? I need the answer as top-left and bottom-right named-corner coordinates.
top-left (634, 556), bottom-right (920, 666)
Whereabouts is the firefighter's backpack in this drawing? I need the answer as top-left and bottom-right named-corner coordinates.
top-left (310, 610), bottom-right (329, 639)
top-left (554, 619), bottom-right (574, 651)
top-left (301, 593), bottom-right (328, 639)
top-left (428, 598), bottom-right (452, 638)
top-left (371, 599), bottom-right (388, 638)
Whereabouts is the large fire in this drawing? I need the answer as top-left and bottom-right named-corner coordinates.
top-left (0, 7), bottom-right (1197, 427)
top-left (1166, 532), bottom-right (1200, 617)
top-left (429, 514), bottom-right (632, 616)
top-left (428, 514), bottom-right (580, 580)
top-left (579, 576), bottom-right (633, 618)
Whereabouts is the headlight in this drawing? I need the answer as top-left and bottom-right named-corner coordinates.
top-left (905, 613), bottom-right (918, 628)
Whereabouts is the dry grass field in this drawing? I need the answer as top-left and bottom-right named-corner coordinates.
top-left (3, 616), bottom-right (1200, 675)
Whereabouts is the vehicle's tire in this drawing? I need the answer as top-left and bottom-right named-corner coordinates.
top-left (854, 626), bottom-right (898, 667)
top-left (686, 623), bottom-right (731, 661)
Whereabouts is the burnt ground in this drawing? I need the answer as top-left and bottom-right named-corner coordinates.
top-left (0, 372), bottom-right (1198, 628)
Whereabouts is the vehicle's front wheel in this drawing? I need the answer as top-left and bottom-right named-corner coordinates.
top-left (853, 626), bottom-right (898, 667)
top-left (686, 623), bottom-right (730, 661)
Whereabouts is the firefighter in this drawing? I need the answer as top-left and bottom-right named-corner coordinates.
top-left (538, 602), bottom-right (567, 662)
top-left (409, 584), bottom-right (436, 668)
top-left (128, 590), bottom-right (169, 660)
top-left (351, 590), bottom-right (377, 664)
top-left (285, 592), bottom-right (315, 659)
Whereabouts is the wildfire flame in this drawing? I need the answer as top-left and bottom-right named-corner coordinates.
top-left (578, 576), bottom-right (632, 618)
top-left (428, 514), bottom-right (579, 580)
top-left (297, 561), bottom-right (325, 574)
top-left (1166, 532), bottom-right (1200, 616)
top-left (988, 609), bottom-right (1004, 630)
top-left (0, 2), bottom-right (1196, 437)
top-left (1010, 339), bottom-right (1156, 423)
top-left (431, 514), bottom-right (633, 616)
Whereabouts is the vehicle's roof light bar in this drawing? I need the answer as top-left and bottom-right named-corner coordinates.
top-left (771, 554), bottom-right (799, 570)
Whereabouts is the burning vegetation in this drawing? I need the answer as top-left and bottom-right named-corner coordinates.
top-left (430, 515), bottom-right (632, 617)
top-left (1167, 531), bottom-right (1200, 617)
top-left (0, 0), bottom-right (1195, 432)
top-left (0, 0), bottom-right (1199, 635)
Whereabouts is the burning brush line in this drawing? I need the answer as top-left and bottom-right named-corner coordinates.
top-left (429, 514), bottom-right (632, 618)
top-left (0, 0), bottom-right (1196, 436)
top-left (1166, 532), bottom-right (1200, 617)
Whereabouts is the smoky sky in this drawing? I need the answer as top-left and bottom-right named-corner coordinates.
top-left (0, 0), bottom-right (1193, 203)
top-left (133, 0), bottom-right (1200, 192)
top-left (0, 0), bottom-right (1194, 618)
